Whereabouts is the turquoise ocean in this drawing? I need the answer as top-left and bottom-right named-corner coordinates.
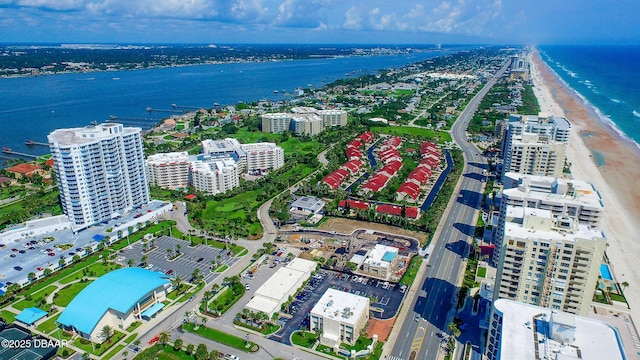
top-left (538, 45), bottom-right (640, 148)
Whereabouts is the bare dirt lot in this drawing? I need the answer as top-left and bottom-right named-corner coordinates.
top-left (316, 217), bottom-right (428, 244)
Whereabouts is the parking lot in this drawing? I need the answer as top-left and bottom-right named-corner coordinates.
top-left (118, 235), bottom-right (239, 284)
top-left (271, 269), bottom-right (405, 345)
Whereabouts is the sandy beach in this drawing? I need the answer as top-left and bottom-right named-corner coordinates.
top-left (529, 49), bottom-right (640, 323)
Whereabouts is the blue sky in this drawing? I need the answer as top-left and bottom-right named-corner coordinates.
top-left (0, 0), bottom-right (637, 45)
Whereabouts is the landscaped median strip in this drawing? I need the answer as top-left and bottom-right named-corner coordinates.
top-left (182, 322), bottom-right (259, 352)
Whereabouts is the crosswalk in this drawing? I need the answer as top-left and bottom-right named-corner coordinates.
top-left (388, 356), bottom-right (405, 360)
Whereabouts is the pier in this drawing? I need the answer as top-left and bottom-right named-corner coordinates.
top-left (25, 140), bottom-right (49, 146)
top-left (1, 149), bottom-right (39, 159)
top-left (171, 103), bottom-right (204, 110)
top-left (146, 107), bottom-right (182, 114)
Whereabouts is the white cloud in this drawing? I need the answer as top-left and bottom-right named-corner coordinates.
top-left (343, 6), bottom-right (361, 30)
top-left (4, 0), bottom-right (84, 11)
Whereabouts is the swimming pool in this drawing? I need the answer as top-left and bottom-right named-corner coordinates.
top-left (600, 264), bottom-right (614, 281)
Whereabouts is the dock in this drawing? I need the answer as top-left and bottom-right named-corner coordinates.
top-left (1, 149), bottom-right (39, 159)
top-left (25, 140), bottom-right (49, 146)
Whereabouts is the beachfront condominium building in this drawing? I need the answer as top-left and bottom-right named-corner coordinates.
top-left (48, 123), bottom-right (149, 231)
top-left (486, 299), bottom-right (626, 360)
top-left (508, 54), bottom-right (529, 81)
top-left (262, 108), bottom-right (348, 136)
top-left (501, 114), bottom-right (570, 179)
top-left (310, 288), bottom-right (370, 346)
top-left (145, 152), bottom-right (189, 189)
top-left (189, 158), bottom-right (239, 195)
top-left (493, 206), bottom-right (606, 316)
top-left (502, 133), bottom-right (566, 179)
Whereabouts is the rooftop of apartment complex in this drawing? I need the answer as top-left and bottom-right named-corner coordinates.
top-left (503, 172), bottom-right (604, 210)
top-left (146, 151), bottom-right (189, 165)
top-left (48, 123), bottom-right (140, 146)
top-left (311, 288), bottom-right (369, 325)
top-left (491, 299), bottom-right (624, 360)
top-left (504, 207), bottom-right (603, 241)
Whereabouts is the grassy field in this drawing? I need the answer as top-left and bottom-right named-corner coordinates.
top-left (370, 126), bottom-right (452, 143)
top-left (53, 281), bottom-right (91, 307)
top-left (73, 331), bottom-right (125, 356)
top-left (134, 344), bottom-right (194, 360)
top-left (208, 283), bottom-right (244, 314)
top-left (0, 309), bottom-right (16, 324)
top-left (13, 285), bottom-right (57, 310)
top-left (477, 266), bottom-right (487, 278)
top-left (36, 313), bottom-right (60, 334)
top-left (232, 129), bottom-right (324, 156)
top-left (103, 344), bottom-right (126, 360)
top-left (400, 256), bottom-right (423, 286)
top-left (182, 322), bottom-right (258, 352)
top-left (290, 331), bottom-right (318, 348)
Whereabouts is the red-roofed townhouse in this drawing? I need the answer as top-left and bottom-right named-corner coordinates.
top-left (345, 147), bottom-right (363, 161)
top-left (357, 131), bottom-right (375, 144)
top-left (338, 199), bottom-right (370, 211)
top-left (341, 160), bottom-right (363, 174)
top-left (347, 139), bottom-right (363, 149)
top-left (407, 167), bottom-right (431, 185)
top-left (420, 156), bottom-right (439, 170)
top-left (379, 148), bottom-right (402, 164)
top-left (380, 136), bottom-right (402, 150)
top-left (322, 175), bottom-right (342, 189)
top-left (362, 173), bottom-right (390, 194)
top-left (379, 160), bottom-right (403, 177)
top-left (396, 182), bottom-right (421, 202)
top-left (405, 206), bottom-right (421, 219)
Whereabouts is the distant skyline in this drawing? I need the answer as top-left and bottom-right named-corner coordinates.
top-left (0, 1), bottom-right (638, 45)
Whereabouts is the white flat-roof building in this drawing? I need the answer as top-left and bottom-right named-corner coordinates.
top-left (262, 108), bottom-right (347, 135)
top-left (189, 158), bottom-right (239, 195)
top-left (486, 299), bottom-right (626, 360)
top-left (290, 196), bottom-right (325, 214)
top-left (146, 152), bottom-right (189, 189)
top-left (310, 288), bottom-right (370, 346)
top-left (361, 244), bottom-right (399, 279)
top-left (48, 123), bottom-right (149, 231)
top-left (245, 258), bottom-right (317, 317)
top-left (240, 142), bottom-right (285, 174)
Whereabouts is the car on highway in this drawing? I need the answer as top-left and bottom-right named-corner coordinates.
top-left (18, 250), bottom-right (26, 254)
top-left (11, 248), bottom-right (18, 252)
top-left (13, 266), bottom-right (23, 271)
top-left (415, 314), bottom-right (420, 322)
top-left (47, 253), bottom-right (55, 257)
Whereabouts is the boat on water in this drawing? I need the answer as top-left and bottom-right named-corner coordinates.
top-left (25, 140), bottom-right (34, 145)
top-left (274, 90), bottom-right (279, 94)
top-left (2, 147), bottom-right (11, 152)
top-left (112, 77), bottom-right (120, 80)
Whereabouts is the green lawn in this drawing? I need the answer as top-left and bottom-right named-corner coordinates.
top-left (290, 331), bottom-right (318, 348)
top-left (36, 313), bottom-right (60, 334)
top-left (400, 256), bottom-right (423, 286)
top-left (342, 337), bottom-right (373, 352)
top-left (13, 285), bottom-right (57, 310)
top-left (73, 331), bottom-right (125, 356)
top-left (103, 344), bottom-right (125, 360)
top-left (477, 267), bottom-right (487, 278)
top-left (214, 264), bottom-right (228, 273)
top-left (53, 281), bottom-right (91, 307)
top-left (133, 344), bottom-right (194, 360)
top-left (370, 126), bottom-right (452, 143)
top-left (0, 309), bottom-right (16, 324)
top-left (182, 322), bottom-right (258, 352)
top-left (207, 283), bottom-right (244, 313)
top-left (233, 320), bottom-right (280, 335)
top-left (126, 322), bottom-right (141, 332)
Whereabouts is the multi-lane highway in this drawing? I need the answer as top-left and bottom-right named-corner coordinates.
top-left (388, 60), bottom-right (509, 360)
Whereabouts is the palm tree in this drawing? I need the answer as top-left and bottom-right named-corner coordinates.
top-left (44, 268), bottom-right (52, 276)
top-left (100, 325), bottom-right (114, 342)
top-left (172, 275), bottom-right (183, 293)
top-left (128, 226), bottom-right (134, 244)
top-left (448, 322), bottom-right (461, 339)
top-left (191, 268), bottom-right (201, 282)
top-left (28, 272), bottom-right (36, 282)
top-left (184, 310), bottom-right (192, 324)
top-left (622, 281), bottom-right (630, 293)
top-left (200, 315), bottom-right (207, 327)
top-left (173, 338), bottom-right (184, 351)
top-left (127, 259), bottom-right (134, 267)
top-left (185, 343), bottom-right (195, 355)
top-left (176, 243), bottom-right (181, 254)
top-left (158, 331), bottom-right (170, 346)
top-left (210, 349), bottom-right (220, 360)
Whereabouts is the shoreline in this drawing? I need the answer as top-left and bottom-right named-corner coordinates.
top-left (530, 48), bottom-right (640, 323)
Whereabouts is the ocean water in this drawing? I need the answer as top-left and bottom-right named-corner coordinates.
top-left (538, 45), bottom-right (640, 147)
top-left (0, 50), bottom-right (450, 167)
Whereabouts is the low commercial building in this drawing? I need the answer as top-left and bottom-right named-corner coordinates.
top-left (245, 258), bottom-right (317, 317)
top-left (310, 288), bottom-right (370, 346)
top-left (361, 244), bottom-right (400, 279)
top-left (57, 268), bottom-right (170, 343)
top-left (145, 152), bottom-right (189, 189)
top-left (290, 196), bottom-right (325, 215)
top-left (486, 299), bottom-right (626, 360)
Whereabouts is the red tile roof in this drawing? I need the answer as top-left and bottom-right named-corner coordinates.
top-left (379, 160), bottom-right (402, 176)
top-left (342, 160), bottom-right (363, 174)
top-left (7, 163), bottom-right (42, 174)
top-left (184, 194), bottom-right (197, 200)
top-left (357, 131), bottom-right (375, 143)
top-left (375, 204), bottom-right (420, 219)
top-left (338, 199), bottom-right (370, 210)
top-left (363, 173), bottom-right (390, 192)
top-left (347, 139), bottom-right (363, 148)
top-left (322, 175), bottom-right (342, 189)
top-left (407, 167), bottom-right (431, 184)
top-left (397, 182), bottom-right (421, 200)
top-left (345, 147), bottom-right (363, 160)
top-left (45, 158), bottom-right (54, 167)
